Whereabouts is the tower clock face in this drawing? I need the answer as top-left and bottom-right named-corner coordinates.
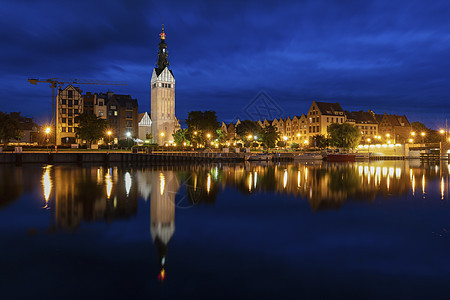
top-left (162, 48), bottom-right (166, 53)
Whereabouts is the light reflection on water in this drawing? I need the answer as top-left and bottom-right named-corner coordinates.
top-left (1, 160), bottom-right (450, 297)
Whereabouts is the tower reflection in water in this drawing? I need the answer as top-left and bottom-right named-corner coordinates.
top-left (37, 161), bottom-right (450, 280)
top-left (148, 171), bottom-right (179, 281)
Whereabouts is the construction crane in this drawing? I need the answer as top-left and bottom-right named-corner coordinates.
top-left (28, 78), bottom-right (127, 145)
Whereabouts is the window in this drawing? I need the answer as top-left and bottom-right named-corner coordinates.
top-left (327, 117), bottom-right (329, 122)
top-left (68, 127), bottom-right (72, 132)
top-left (309, 126), bottom-right (311, 133)
top-left (68, 90), bottom-right (73, 98)
top-left (68, 100), bottom-right (73, 107)
top-left (68, 110), bottom-right (73, 116)
top-left (62, 99), bottom-right (67, 105)
top-left (341, 118), bottom-right (343, 123)
top-left (99, 101), bottom-right (103, 106)
top-left (126, 112), bottom-right (132, 118)
top-left (109, 111), bottom-right (112, 116)
top-left (74, 109), bottom-right (78, 114)
top-left (331, 117), bottom-right (334, 123)
top-left (61, 118), bottom-right (66, 123)
top-left (62, 127), bottom-right (66, 132)
top-left (313, 126), bottom-right (315, 133)
top-left (61, 108), bottom-right (66, 114)
top-left (68, 119), bottom-right (73, 126)
top-left (110, 105), bottom-right (116, 109)
top-left (114, 111), bottom-right (118, 116)
top-left (74, 100), bottom-right (79, 106)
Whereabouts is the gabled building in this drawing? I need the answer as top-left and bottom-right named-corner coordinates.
top-left (150, 25), bottom-right (180, 145)
top-left (138, 112), bottom-right (152, 142)
top-left (57, 85), bottom-right (83, 145)
top-left (375, 113), bottom-right (412, 143)
top-left (345, 110), bottom-right (378, 140)
top-left (307, 101), bottom-right (345, 139)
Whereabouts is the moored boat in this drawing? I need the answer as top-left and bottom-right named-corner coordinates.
top-left (294, 153), bottom-right (323, 161)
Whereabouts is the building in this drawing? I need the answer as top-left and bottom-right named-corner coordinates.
top-left (150, 24), bottom-right (180, 145)
top-left (99, 92), bottom-right (139, 142)
top-left (138, 112), bottom-right (152, 142)
top-left (9, 112), bottom-right (40, 144)
top-left (307, 101), bottom-right (345, 141)
top-left (57, 85), bottom-right (83, 145)
top-left (375, 113), bottom-right (412, 143)
top-left (83, 92), bottom-right (106, 119)
top-left (345, 110), bottom-right (379, 142)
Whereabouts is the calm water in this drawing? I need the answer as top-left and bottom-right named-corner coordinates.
top-left (1, 161), bottom-right (450, 299)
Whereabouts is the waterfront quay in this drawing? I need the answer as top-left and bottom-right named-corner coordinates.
top-left (0, 151), bottom-right (295, 165)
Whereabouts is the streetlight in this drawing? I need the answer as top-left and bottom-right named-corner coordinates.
top-left (194, 131), bottom-right (198, 135)
top-left (45, 127), bottom-right (51, 151)
top-left (126, 132), bottom-right (132, 149)
top-left (107, 130), bottom-right (112, 150)
top-left (206, 133), bottom-right (211, 138)
top-left (421, 132), bottom-right (425, 144)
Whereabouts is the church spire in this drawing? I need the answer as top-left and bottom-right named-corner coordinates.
top-left (156, 23), bottom-right (169, 70)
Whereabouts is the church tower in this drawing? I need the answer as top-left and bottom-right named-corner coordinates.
top-left (151, 24), bottom-right (178, 145)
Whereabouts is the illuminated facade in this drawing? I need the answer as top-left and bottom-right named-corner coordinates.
top-left (151, 24), bottom-right (181, 145)
top-left (57, 85), bottom-right (83, 145)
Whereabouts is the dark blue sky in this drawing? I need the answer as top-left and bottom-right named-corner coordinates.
top-left (1, 0), bottom-right (449, 128)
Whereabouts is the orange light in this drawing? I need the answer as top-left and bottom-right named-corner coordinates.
top-left (158, 269), bottom-right (166, 281)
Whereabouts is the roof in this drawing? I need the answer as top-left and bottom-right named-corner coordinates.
top-left (138, 113), bottom-right (145, 122)
top-left (105, 94), bottom-right (138, 108)
top-left (314, 102), bottom-right (344, 115)
top-left (347, 111), bottom-right (377, 124)
top-left (378, 113), bottom-right (411, 127)
top-left (155, 67), bottom-right (174, 77)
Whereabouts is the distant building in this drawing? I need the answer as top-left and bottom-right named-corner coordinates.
top-left (83, 92), bottom-right (106, 119)
top-left (99, 92), bottom-right (139, 141)
top-left (375, 113), bottom-right (412, 143)
top-left (150, 24), bottom-right (180, 145)
top-left (345, 110), bottom-right (379, 141)
top-left (138, 112), bottom-right (152, 142)
top-left (9, 112), bottom-right (40, 144)
top-left (57, 85), bottom-right (83, 145)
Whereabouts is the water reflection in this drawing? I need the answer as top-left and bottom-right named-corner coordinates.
top-left (1, 161), bottom-right (450, 281)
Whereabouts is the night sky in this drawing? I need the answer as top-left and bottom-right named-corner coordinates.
top-left (1, 0), bottom-right (450, 128)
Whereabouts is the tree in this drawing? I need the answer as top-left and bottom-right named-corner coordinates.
top-left (76, 113), bottom-right (108, 145)
top-left (235, 120), bottom-right (262, 141)
top-left (216, 129), bottom-right (227, 144)
top-left (185, 111), bottom-right (220, 146)
top-left (411, 121), bottom-right (440, 143)
top-left (173, 128), bottom-right (188, 145)
top-left (0, 112), bottom-right (23, 146)
top-left (261, 125), bottom-right (280, 148)
top-left (314, 134), bottom-right (329, 149)
top-left (328, 123), bottom-right (361, 149)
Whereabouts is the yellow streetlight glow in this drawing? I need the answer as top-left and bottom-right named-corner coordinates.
top-left (194, 131), bottom-right (198, 135)
top-left (107, 130), bottom-right (112, 136)
top-left (421, 132), bottom-right (425, 136)
top-left (183, 142), bottom-right (186, 146)
top-left (160, 132), bottom-right (165, 137)
top-left (409, 139), bottom-right (413, 143)
top-left (411, 132), bottom-right (416, 136)
top-left (386, 133), bottom-right (390, 138)
top-left (367, 138), bottom-right (371, 142)
top-left (248, 134), bottom-right (253, 140)
top-left (440, 129), bottom-right (445, 134)
top-left (206, 133), bottom-right (211, 138)
top-left (45, 127), bottom-right (51, 134)
top-left (283, 136), bottom-right (288, 141)
top-left (297, 133), bottom-right (300, 137)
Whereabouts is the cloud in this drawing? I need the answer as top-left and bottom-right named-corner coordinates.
top-left (0, 0), bottom-right (449, 127)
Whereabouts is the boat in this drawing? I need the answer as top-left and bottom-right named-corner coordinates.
top-left (294, 153), bottom-right (323, 161)
top-left (245, 153), bottom-right (273, 161)
top-left (326, 154), bottom-right (356, 162)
